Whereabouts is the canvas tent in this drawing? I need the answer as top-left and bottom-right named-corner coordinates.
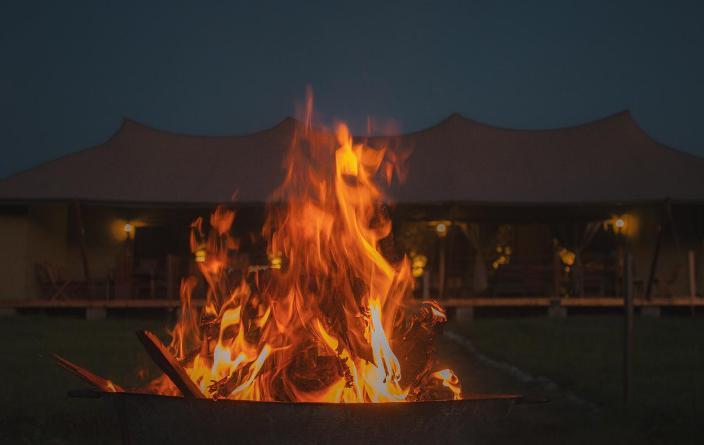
top-left (1, 111), bottom-right (704, 206)
top-left (1, 112), bottom-right (703, 302)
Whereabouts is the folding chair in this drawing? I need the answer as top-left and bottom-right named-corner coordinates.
top-left (36, 262), bottom-right (73, 300)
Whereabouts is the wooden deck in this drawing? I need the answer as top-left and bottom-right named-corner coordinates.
top-left (1, 296), bottom-right (702, 312)
top-left (0, 298), bottom-right (191, 309)
top-left (439, 297), bottom-right (704, 308)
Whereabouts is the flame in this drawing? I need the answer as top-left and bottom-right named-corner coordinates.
top-left (152, 92), bottom-right (461, 403)
top-left (432, 369), bottom-right (462, 400)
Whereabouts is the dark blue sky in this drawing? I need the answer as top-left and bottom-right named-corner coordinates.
top-left (2, 0), bottom-right (703, 178)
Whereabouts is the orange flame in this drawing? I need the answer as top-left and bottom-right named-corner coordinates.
top-left (154, 92), bottom-right (461, 402)
top-left (432, 369), bottom-right (462, 400)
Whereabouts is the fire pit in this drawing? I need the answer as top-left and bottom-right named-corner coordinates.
top-left (55, 93), bottom-right (542, 444)
top-left (70, 389), bottom-right (524, 445)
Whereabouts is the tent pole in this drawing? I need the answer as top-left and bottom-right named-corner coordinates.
top-left (73, 201), bottom-right (94, 297)
top-left (573, 223), bottom-right (585, 297)
top-left (438, 236), bottom-right (446, 299)
top-left (688, 250), bottom-right (696, 316)
top-left (645, 202), bottom-right (666, 300)
top-left (665, 200), bottom-right (681, 253)
top-left (552, 239), bottom-right (561, 298)
top-left (665, 201), bottom-right (684, 298)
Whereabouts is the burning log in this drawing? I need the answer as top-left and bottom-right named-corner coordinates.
top-left (136, 330), bottom-right (204, 399)
top-left (207, 361), bottom-right (255, 399)
top-left (395, 300), bottom-right (451, 400)
top-left (53, 354), bottom-right (124, 393)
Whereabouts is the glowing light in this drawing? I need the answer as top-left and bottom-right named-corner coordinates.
top-left (411, 254), bottom-right (428, 278)
top-left (606, 214), bottom-right (633, 236)
top-left (123, 223), bottom-right (133, 234)
top-left (559, 248), bottom-right (576, 267)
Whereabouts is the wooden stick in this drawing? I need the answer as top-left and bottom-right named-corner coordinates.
top-left (136, 330), bottom-right (204, 399)
top-left (53, 354), bottom-right (124, 393)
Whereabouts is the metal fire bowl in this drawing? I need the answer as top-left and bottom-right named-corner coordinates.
top-left (70, 390), bottom-right (531, 445)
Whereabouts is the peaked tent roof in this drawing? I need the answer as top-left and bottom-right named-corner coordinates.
top-left (374, 111), bottom-right (704, 205)
top-left (1, 111), bottom-right (703, 205)
top-left (0, 117), bottom-right (298, 205)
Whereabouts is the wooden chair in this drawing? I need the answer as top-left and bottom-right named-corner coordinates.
top-left (35, 262), bottom-right (74, 300)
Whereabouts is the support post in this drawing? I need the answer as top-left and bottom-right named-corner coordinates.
top-left (553, 241), bottom-right (561, 298)
top-left (623, 253), bottom-right (634, 403)
top-left (572, 223), bottom-right (584, 297)
top-left (166, 254), bottom-right (180, 300)
top-left (644, 223), bottom-right (663, 300)
top-left (422, 271), bottom-right (430, 299)
top-left (115, 236), bottom-right (134, 299)
top-left (438, 237), bottom-right (446, 299)
top-left (73, 201), bottom-right (94, 297)
top-left (688, 250), bottom-right (697, 315)
top-left (646, 200), bottom-right (679, 300)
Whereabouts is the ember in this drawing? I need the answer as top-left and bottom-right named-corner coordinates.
top-left (57, 91), bottom-right (462, 403)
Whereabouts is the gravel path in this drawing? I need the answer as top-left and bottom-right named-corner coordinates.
top-left (436, 334), bottom-right (606, 444)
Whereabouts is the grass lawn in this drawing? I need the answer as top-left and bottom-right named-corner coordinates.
top-left (1, 313), bottom-right (702, 444)
top-left (448, 315), bottom-right (704, 444)
top-left (0, 314), bottom-right (171, 444)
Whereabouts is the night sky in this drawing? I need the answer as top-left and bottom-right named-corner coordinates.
top-left (2, 0), bottom-right (703, 178)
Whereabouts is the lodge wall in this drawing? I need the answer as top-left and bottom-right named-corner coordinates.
top-left (0, 203), bottom-right (702, 300)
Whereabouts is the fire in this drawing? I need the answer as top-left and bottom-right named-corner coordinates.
top-left (153, 92), bottom-right (461, 403)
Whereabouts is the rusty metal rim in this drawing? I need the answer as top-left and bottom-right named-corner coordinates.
top-left (68, 389), bottom-right (535, 406)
